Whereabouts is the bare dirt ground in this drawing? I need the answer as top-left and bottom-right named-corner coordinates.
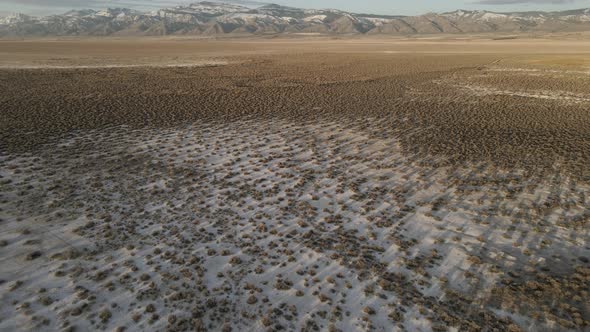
top-left (0, 37), bottom-right (589, 332)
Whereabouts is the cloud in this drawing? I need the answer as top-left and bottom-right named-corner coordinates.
top-left (0, 0), bottom-right (269, 16)
top-left (474, 0), bottom-right (576, 4)
top-left (0, 0), bottom-right (264, 7)
top-left (0, 0), bottom-right (185, 15)
top-left (0, 0), bottom-right (177, 4)
top-left (0, 0), bottom-right (183, 9)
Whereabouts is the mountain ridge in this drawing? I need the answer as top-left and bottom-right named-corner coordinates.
top-left (1, 2), bottom-right (590, 37)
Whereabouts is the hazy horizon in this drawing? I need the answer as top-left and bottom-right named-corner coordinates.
top-left (0, 0), bottom-right (589, 17)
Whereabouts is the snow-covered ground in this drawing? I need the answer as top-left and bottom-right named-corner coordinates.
top-left (0, 118), bottom-right (588, 331)
top-left (0, 60), bottom-right (229, 70)
top-left (435, 64), bottom-right (590, 104)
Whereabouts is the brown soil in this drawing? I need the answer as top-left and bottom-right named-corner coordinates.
top-left (1, 39), bottom-right (589, 180)
top-left (0, 37), bottom-right (588, 331)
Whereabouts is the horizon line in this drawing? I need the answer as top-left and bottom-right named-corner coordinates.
top-left (1, 1), bottom-right (589, 18)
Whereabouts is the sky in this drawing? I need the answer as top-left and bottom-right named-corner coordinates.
top-left (0, 0), bottom-right (588, 16)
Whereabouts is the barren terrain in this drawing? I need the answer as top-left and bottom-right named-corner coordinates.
top-left (0, 37), bottom-right (589, 332)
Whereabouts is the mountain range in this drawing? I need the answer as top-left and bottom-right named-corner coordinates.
top-left (1, 2), bottom-right (590, 37)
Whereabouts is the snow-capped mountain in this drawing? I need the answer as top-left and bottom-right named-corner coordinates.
top-left (0, 13), bottom-right (33, 25)
top-left (1, 2), bottom-right (589, 37)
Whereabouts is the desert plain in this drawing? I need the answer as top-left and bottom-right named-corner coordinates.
top-left (0, 35), bottom-right (589, 331)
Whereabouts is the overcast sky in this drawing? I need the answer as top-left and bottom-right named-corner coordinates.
top-left (0, 0), bottom-right (588, 16)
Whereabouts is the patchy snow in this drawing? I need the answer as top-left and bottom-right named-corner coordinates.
top-left (185, 2), bottom-right (248, 15)
top-left (480, 12), bottom-right (508, 21)
top-left (217, 12), bottom-right (290, 24)
top-left (455, 84), bottom-right (590, 103)
top-left (0, 61), bottom-right (229, 70)
top-left (436, 66), bottom-right (590, 104)
top-left (362, 17), bottom-right (396, 25)
top-left (1, 117), bottom-right (587, 331)
top-left (487, 67), bottom-right (590, 76)
top-left (303, 15), bottom-right (327, 23)
top-left (563, 14), bottom-right (590, 22)
top-left (0, 13), bottom-right (32, 25)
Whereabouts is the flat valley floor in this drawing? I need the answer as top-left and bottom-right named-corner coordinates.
top-left (0, 36), bottom-right (589, 331)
